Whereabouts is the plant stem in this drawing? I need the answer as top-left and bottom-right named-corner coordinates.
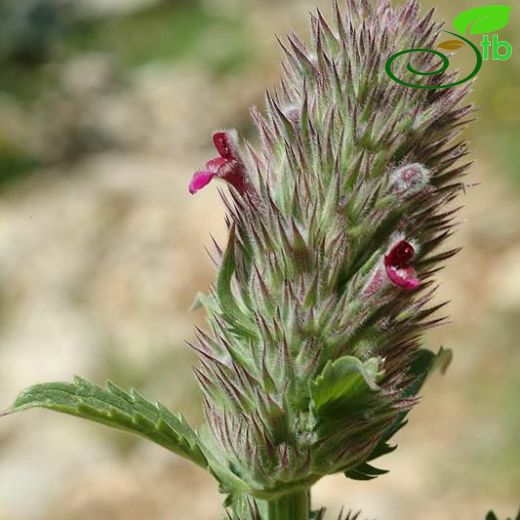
top-left (255, 489), bottom-right (310, 520)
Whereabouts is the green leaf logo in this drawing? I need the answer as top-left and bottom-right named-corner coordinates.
top-left (453, 5), bottom-right (512, 35)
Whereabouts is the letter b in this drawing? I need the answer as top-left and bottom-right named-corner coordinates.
top-left (492, 34), bottom-right (512, 61)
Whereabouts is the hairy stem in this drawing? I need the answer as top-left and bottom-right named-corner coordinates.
top-left (255, 489), bottom-right (310, 520)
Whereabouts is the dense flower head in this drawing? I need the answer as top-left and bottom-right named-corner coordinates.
top-left (189, 0), bottom-right (474, 513)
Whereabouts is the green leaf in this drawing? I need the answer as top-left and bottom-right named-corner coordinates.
top-left (345, 461), bottom-right (389, 481)
top-left (432, 346), bottom-right (453, 375)
top-left (344, 347), bottom-right (451, 481)
top-left (310, 356), bottom-right (382, 418)
top-left (453, 5), bottom-right (512, 35)
top-left (7, 377), bottom-right (207, 467)
top-left (403, 346), bottom-right (452, 400)
top-left (375, 348), bottom-right (441, 439)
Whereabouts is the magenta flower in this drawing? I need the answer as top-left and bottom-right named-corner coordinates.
top-left (384, 240), bottom-right (420, 290)
top-left (362, 239), bottom-right (421, 297)
top-left (189, 131), bottom-right (248, 195)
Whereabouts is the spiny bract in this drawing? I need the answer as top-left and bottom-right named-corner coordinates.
top-left (189, 0), bottom-right (473, 513)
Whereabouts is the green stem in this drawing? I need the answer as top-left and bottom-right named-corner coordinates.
top-left (255, 489), bottom-right (310, 520)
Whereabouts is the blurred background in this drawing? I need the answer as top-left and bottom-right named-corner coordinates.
top-left (0, 0), bottom-right (518, 519)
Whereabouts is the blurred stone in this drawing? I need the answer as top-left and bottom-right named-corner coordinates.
top-left (87, 91), bottom-right (148, 149)
top-left (60, 53), bottom-right (116, 96)
top-left (130, 62), bottom-right (264, 155)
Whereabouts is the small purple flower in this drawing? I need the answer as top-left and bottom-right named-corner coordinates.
top-left (384, 240), bottom-right (420, 290)
top-left (189, 131), bottom-right (248, 195)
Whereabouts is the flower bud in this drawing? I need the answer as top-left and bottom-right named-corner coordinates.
top-left (390, 163), bottom-right (431, 195)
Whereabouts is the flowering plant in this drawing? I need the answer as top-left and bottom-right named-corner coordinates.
top-left (5, 1), bottom-right (478, 518)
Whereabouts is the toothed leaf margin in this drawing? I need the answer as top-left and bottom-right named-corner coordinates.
top-left (8, 377), bottom-right (207, 467)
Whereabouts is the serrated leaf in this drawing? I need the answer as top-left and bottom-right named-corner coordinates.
top-left (7, 377), bottom-right (207, 467)
top-left (310, 356), bottom-right (382, 418)
top-left (453, 5), bottom-right (511, 35)
top-left (437, 40), bottom-right (465, 50)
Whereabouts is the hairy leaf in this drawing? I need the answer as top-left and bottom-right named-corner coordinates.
top-left (310, 356), bottom-right (382, 418)
top-left (8, 377), bottom-right (207, 467)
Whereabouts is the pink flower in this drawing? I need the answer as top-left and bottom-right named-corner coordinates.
top-left (362, 239), bottom-right (421, 298)
top-left (189, 131), bottom-right (248, 195)
top-left (384, 240), bottom-right (420, 290)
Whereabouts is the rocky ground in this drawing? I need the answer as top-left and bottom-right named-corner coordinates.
top-left (0, 1), bottom-right (518, 519)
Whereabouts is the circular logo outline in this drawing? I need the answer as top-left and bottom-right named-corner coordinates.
top-left (385, 31), bottom-right (483, 89)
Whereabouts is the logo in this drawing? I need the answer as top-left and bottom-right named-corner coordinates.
top-left (386, 4), bottom-right (513, 89)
